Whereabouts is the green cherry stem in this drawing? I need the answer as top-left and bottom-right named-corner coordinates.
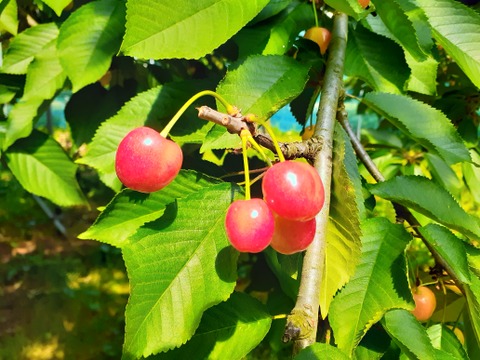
top-left (246, 134), bottom-right (272, 166)
top-left (160, 90), bottom-right (234, 138)
top-left (312, 0), bottom-right (319, 27)
top-left (258, 121), bottom-right (286, 162)
top-left (240, 129), bottom-right (252, 200)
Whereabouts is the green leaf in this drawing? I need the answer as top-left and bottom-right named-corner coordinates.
top-left (364, 92), bottom-right (471, 165)
top-left (200, 124), bottom-right (241, 153)
top-left (1, 23), bottom-right (59, 74)
top-left (0, 0), bottom-right (18, 35)
top-left (3, 98), bottom-right (45, 150)
top-left (345, 24), bottom-right (409, 94)
top-left (324, 0), bottom-right (366, 21)
top-left (23, 39), bottom-right (66, 101)
top-left (41, 0), bottom-right (73, 16)
top-left (57, 0), bottom-right (126, 92)
top-left (354, 325), bottom-right (392, 360)
top-left (381, 309), bottom-right (450, 360)
top-left (417, 0), bottom-right (480, 88)
top-left (426, 324), bottom-right (469, 360)
top-left (4, 130), bottom-right (87, 207)
top-left (424, 153), bottom-right (463, 200)
top-left (295, 342), bottom-right (350, 360)
top-left (77, 81), bottom-right (212, 191)
top-left (369, 175), bottom-right (480, 240)
top-left (463, 149), bottom-right (480, 205)
top-left (371, 0), bottom-right (427, 61)
top-left (153, 292), bottom-right (271, 360)
top-left (320, 124), bottom-right (363, 317)
top-left (329, 217), bottom-right (413, 355)
top-left (418, 224), bottom-right (471, 285)
top-left (121, 183), bottom-right (239, 359)
top-left (264, 247), bottom-right (301, 300)
top-left (121, 0), bottom-right (269, 59)
top-left (465, 245), bottom-right (480, 348)
top-left (78, 170), bottom-right (221, 247)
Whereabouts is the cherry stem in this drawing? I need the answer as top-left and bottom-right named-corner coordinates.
top-left (312, 0), bottom-right (319, 27)
top-left (240, 129), bottom-right (251, 200)
top-left (246, 134), bottom-right (272, 166)
top-left (257, 121), bottom-right (286, 162)
top-left (160, 90), bottom-right (234, 138)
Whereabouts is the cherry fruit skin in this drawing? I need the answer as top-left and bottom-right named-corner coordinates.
top-left (225, 199), bottom-right (274, 253)
top-left (411, 286), bottom-right (437, 322)
top-left (271, 215), bottom-right (316, 255)
top-left (262, 161), bottom-right (324, 221)
top-left (304, 27), bottom-right (331, 55)
top-left (115, 126), bottom-right (183, 193)
top-left (358, 0), bottom-right (370, 8)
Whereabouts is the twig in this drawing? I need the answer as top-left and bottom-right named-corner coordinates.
top-left (336, 100), bottom-right (466, 296)
top-left (283, 12), bottom-right (349, 353)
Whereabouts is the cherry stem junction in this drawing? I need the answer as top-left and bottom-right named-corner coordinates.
top-left (160, 90), bottom-right (234, 138)
top-left (240, 129), bottom-right (252, 200)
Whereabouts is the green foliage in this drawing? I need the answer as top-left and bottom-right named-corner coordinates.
top-left (1, 0), bottom-right (480, 358)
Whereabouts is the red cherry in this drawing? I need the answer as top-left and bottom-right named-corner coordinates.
top-left (225, 199), bottom-right (274, 253)
top-left (411, 286), bottom-right (437, 322)
top-left (271, 215), bottom-right (316, 255)
top-left (358, 0), bottom-right (370, 9)
top-left (262, 161), bottom-right (324, 221)
top-left (115, 126), bottom-right (183, 193)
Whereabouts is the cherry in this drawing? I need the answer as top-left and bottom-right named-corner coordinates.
top-left (262, 161), bottom-right (324, 221)
top-left (411, 286), bottom-right (437, 322)
top-left (304, 27), bottom-right (331, 55)
top-left (358, 0), bottom-right (370, 8)
top-left (115, 126), bottom-right (183, 193)
top-left (301, 125), bottom-right (315, 140)
top-left (225, 199), bottom-right (274, 253)
top-left (271, 215), bottom-right (316, 255)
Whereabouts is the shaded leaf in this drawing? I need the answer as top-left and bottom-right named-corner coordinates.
top-left (426, 324), bottom-right (469, 360)
top-left (121, 0), bottom-right (269, 59)
top-left (57, 0), bottom-right (126, 92)
top-left (121, 183), bottom-right (239, 359)
top-left (370, 175), bottom-right (480, 240)
top-left (295, 342), bottom-right (350, 359)
top-left (463, 149), bottom-right (480, 204)
top-left (364, 92), bottom-right (471, 164)
top-left (329, 217), bottom-right (413, 355)
top-left (78, 170), bottom-right (222, 247)
top-left (4, 130), bottom-right (87, 207)
top-left (0, 23), bottom-right (59, 74)
top-left (264, 247), bottom-right (301, 300)
top-left (424, 153), bottom-right (463, 200)
top-left (153, 292), bottom-right (271, 360)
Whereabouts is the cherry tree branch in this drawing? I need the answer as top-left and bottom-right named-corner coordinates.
top-left (283, 12), bottom-right (349, 353)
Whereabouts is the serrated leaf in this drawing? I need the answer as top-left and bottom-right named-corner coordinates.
top-left (23, 39), bottom-right (66, 101)
top-left (1, 23), bottom-right (59, 74)
top-left (381, 309), bottom-right (452, 360)
top-left (369, 175), bottom-right (480, 240)
top-left (354, 324), bottom-right (392, 360)
top-left (295, 342), bottom-right (350, 360)
top-left (251, 0), bottom-right (291, 24)
top-left (78, 170), bottom-right (221, 247)
top-left (424, 153), bottom-right (463, 200)
top-left (121, 183), bottom-right (239, 359)
top-left (418, 224), bottom-right (471, 284)
top-left (121, 0), bottom-right (269, 59)
top-left (417, 0), bottom-right (480, 89)
top-left (371, 0), bottom-right (427, 61)
top-left (324, 0), bottom-right (366, 21)
top-left (329, 217), bottom-right (413, 355)
top-left (0, 0), bottom-right (18, 35)
top-left (463, 149), bottom-right (480, 204)
top-left (465, 245), bottom-right (480, 347)
top-left (345, 24), bottom-right (409, 94)
top-left (4, 130), bottom-right (87, 207)
top-left (427, 324), bottom-right (470, 360)
top-left (264, 247), bottom-right (301, 300)
top-left (57, 0), bottom-right (126, 92)
top-left (77, 81), bottom-right (213, 190)
top-left (153, 292), bottom-right (271, 360)
top-left (3, 98), bottom-right (45, 150)
top-left (364, 92), bottom-right (471, 165)
top-left (42, 0), bottom-right (72, 16)
top-left (200, 124), bottom-right (241, 153)
top-left (320, 124), bottom-right (363, 317)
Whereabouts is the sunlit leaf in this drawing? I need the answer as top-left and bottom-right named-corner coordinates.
top-left (121, 183), bottom-right (239, 359)
top-left (0, 0), bottom-right (18, 35)
top-left (57, 0), bottom-right (126, 92)
top-left (370, 175), bottom-right (480, 240)
top-left (426, 324), bottom-right (469, 359)
top-left (121, 0), bottom-right (269, 59)
top-left (153, 292), bottom-right (271, 360)
top-left (329, 217), bottom-right (413, 355)
top-left (42, 0), bottom-right (72, 16)
top-left (295, 342), bottom-right (350, 359)
top-left (4, 130), bottom-right (87, 207)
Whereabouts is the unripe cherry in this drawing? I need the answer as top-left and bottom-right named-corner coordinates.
top-left (115, 126), bottom-right (183, 193)
top-left (262, 161), bottom-right (324, 221)
top-left (304, 26), bottom-right (331, 55)
top-left (271, 215), bottom-right (316, 255)
top-left (225, 199), bottom-right (274, 253)
top-left (411, 286), bottom-right (437, 322)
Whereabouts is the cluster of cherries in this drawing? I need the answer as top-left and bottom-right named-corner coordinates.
top-left (226, 160), bottom-right (324, 254)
